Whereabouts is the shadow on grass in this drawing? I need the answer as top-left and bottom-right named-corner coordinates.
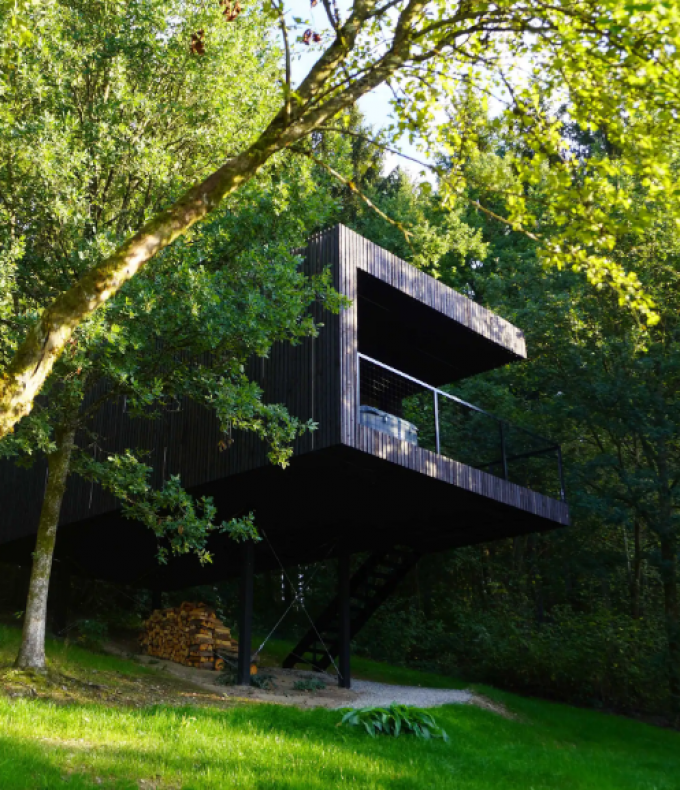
top-left (0, 734), bottom-right (132, 789)
top-left (0, 701), bottom-right (451, 790)
top-left (2, 625), bottom-right (679, 789)
top-left (0, 624), bottom-right (153, 679)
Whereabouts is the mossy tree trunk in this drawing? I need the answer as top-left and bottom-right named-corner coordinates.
top-left (660, 532), bottom-right (680, 715)
top-left (15, 426), bottom-right (76, 670)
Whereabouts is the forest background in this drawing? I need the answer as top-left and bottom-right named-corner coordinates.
top-left (1, 0), bottom-right (679, 725)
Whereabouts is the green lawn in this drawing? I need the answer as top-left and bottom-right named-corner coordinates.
top-left (1, 625), bottom-right (679, 789)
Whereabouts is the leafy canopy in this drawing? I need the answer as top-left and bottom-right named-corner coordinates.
top-left (0, 0), bottom-right (346, 563)
top-left (2, 0), bottom-right (680, 435)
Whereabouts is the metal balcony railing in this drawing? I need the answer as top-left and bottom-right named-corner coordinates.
top-left (357, 353), bottom-right (566, 502)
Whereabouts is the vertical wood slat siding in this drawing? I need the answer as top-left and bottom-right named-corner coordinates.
top-left (339, 225), bottom-right (525, 360)
top-left (352, 425), bottom-right (569, 526)
top-left (61, 224), bottom-right (555, 530)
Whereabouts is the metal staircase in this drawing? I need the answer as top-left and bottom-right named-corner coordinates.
top-left (282, 547), bottom-right (421, 671)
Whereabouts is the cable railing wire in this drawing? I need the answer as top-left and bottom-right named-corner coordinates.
top-left (357, 353), bottom-right (565, 502)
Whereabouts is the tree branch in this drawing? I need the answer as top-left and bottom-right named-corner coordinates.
top-left (273, 0), bottom-right (292, 122)
top-left (0, 0), bottom-right (545, 438)
top-left (292, 145), bottom-right (414, 249)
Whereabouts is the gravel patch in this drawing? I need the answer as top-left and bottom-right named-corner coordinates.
top-left (332, 680), bottom-right (472, 709)
top-left (106, 642), bottom-right (474, 711)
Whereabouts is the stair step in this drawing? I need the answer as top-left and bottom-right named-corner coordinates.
top-left (282, 549), bottom-right (421, 670)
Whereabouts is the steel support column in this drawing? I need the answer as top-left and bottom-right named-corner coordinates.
top-left (237, 540), bottom-right (255, 686)
top-left (338, 550), bottom-right (351, 689)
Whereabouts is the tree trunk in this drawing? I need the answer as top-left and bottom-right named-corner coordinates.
top-left (632, 518), bottom-right (642, 619)
top-left (660, 533), bottom-right (680, 714)
top-left (15, 426), bottom-right (75, 670)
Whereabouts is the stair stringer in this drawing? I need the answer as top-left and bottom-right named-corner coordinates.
top-left (282, 547), bottom-right (421, 671)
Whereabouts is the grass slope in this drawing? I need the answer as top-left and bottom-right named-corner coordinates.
top-left (1, 625), bottom-right (678, 790)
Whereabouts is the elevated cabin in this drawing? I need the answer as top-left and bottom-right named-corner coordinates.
top-left (0, 225), bottom-right (568, 685)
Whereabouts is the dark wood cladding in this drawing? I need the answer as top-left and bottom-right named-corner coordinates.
top-left (0, 224), bottom-right (567, 557)
top-left (338, 224), bottom-right (526, 446)
top-left (0, 228), bottom-right (343, 546)
top-left (354, 425), bottom-right (569, 526)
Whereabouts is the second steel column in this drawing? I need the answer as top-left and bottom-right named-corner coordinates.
top-left (237, 541), bottom-right (255, 686)
top-left (338, 551), bottom-right (351, 689)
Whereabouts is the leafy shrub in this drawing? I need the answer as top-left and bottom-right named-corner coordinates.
top-left (341, 703), bottom-right (449, 741)
top-left (440, 604), bottom-right (669, 713)
top-left (216, 668), bottom-right (237, 686)
top-left (250, 672), bottom-right (277, 690)
top-left (354, 601), bottom-right (441, 666)
top-left (293, 677), bottom-right (327, 691)
top-left (74, 618), bottom-right (108, 651)
top-left (216, 669), bottom-right (277, 690)
top-left (355, 594), bottom-right (670, 715)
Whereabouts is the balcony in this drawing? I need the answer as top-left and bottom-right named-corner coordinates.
top-left (358, 353), bottom-right (565, 503)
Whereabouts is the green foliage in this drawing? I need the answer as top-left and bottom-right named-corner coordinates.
top-left (215, 668), bottom-right (237, 686)
top-left (250, 672), bottom-right (277, 690)
top-left (75, 451), bottom-right (257, 564)
top-left (330, 110), bottom-right (680, 719)
top-left (73, 619), bottom-right (108, 652)
top-left (293, 677), bottom-right (326, 692)
top-left (0, 0), bottom-right (349, 570)
top-left (2, 0), bottom-right (680, 440)
top-left (2, 627), bottom-right (680, 788)
top-left (341, 703), bottom-right (449, 742)
top-left (216, 669), bottom-right (277, 690)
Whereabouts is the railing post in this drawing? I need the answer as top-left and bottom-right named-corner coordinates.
top-left (434, 390), bottom-right (440, 454)
top-left (556, 446), bottom-right (566, 502)
top-left (499, 422), bottom-right (509, 480)
top-left (356, 355), bottom-right (361, 422)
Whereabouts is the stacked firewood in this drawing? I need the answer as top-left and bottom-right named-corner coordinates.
top-left (140, 602), bottom-right (238, 671)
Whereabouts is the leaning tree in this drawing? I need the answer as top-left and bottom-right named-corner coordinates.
top-left (0, 0), bottom-right (348, 670)
top-left (3, 0), bottom-right (680, 670)
top-left (1, 0), bottom-right (679, 437)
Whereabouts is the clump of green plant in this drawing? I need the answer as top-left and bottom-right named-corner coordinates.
top-left (216, 668), bottom-right (237, 686)
top-left (74, 619), bottom-right (108, 652)
top-left (293, 677), bottom-right (327, 692)
top-left (250, 672), bottom-right (276, 690)
top-left (341, 703), bottom-right (449, 741)
top-left (216, 669), bottom-right (276, 690)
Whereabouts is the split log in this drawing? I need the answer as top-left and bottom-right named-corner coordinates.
top-left (139, 601), bottom-right (240, 670)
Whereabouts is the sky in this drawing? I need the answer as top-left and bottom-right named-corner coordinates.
top-left (284, 0), bottom-right (433, 179)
